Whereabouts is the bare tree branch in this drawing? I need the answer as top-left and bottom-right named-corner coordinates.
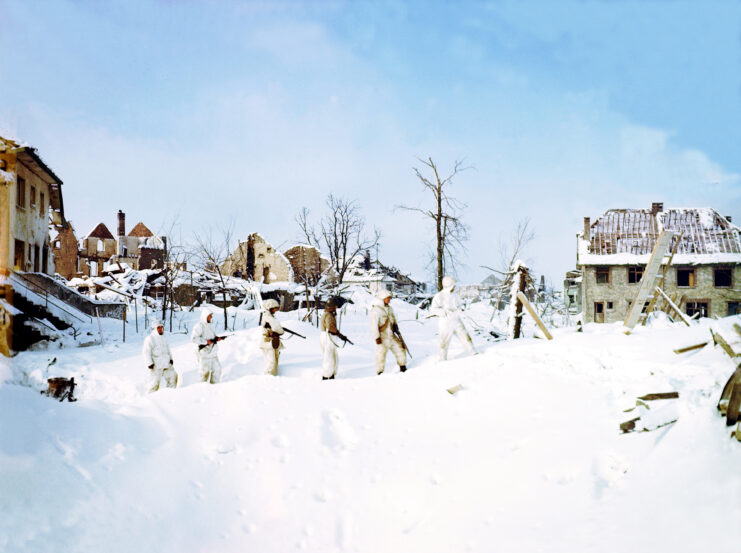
top-left (296, 195), bottom-right (380, 286)
top-left (192, 220), bottom-right (235, 331)
top-left (398, 157), bottom-right (470, 291)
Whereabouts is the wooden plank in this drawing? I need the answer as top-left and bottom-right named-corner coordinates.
top-left (516, 291), bottom-right (553, 340)
top-left (710, 328), bottom-right (739, 358)
top-left (655, 287), bottom-right (691, 326)
top-left (624, 231), bottom-right (674, 329)
top-left (637, 392), bottom-right (679, 401)
top-left (642, 232), bottom-right (682, 325)
top-left (673, 342), bottom-right (708, 354)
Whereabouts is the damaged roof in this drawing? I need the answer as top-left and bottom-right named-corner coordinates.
top-left (579, 206), bottom-right (741, 265)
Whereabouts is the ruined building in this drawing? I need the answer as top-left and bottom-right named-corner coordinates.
top-left (222, 233), bottom-right (293, 283)
top-left (79, 210), bottom-right (164, 274)
top-left (577, 202), bottom-right (741, 323)
top-left (283, 244), bottom-right (331, 284)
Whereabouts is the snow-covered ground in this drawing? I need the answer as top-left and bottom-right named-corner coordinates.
top-left (2, 296), bottom-right (740, 553)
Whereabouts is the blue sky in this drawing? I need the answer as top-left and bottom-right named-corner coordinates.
top-left (1, 0), bottom-right (739, 286)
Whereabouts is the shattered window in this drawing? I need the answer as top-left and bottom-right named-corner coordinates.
top-left (685, 301), bottom-right (709, 318)
top-left (714, 267), bottom-right (732, 288)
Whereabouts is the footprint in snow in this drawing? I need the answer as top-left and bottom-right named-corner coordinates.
top-left (322, 409), bottom-right (359, 454)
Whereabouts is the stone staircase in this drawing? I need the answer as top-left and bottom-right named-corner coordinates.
top-left (6, 272), bottom-right (124, 350)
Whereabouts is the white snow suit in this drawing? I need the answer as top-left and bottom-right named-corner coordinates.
top-left (261, 307), bottom-right (284, 376)
top-left (370, 296), bottom-right (406, 374)
top-left (142, 321), bottom-right (178, 392)
top-left (190, 310), bottom-right (222, 384)
top-left (430, 276), bottom-right (475, 361)
top-left (320, 310), bottom-right (340, 379)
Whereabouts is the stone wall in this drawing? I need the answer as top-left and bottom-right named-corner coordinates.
top-left (581, 263), bottom-right (741, 323)
top-left (222, 234), bottom-right (293, 283)
top-left (284, 245), bottom-right (328, 283)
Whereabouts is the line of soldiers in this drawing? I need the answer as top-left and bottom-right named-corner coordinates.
top-left (142, 276), bottom-right (476, 392)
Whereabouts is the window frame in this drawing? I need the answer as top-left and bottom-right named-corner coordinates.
top-left (595, 266), bottom-right (610, 284)
top-left (685, 300), bottom-right (710, 319)
top-left (627, 265), bottom-right (644, 284)
top-left (676, 267), bottom-right (696, 288)
top-left (16, 177), bottom-right (26, 209)
top-left (713, 266), bottom-right (733, 288)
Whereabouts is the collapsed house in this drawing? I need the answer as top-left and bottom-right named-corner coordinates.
top-left (222, 233), bottom-right (293, 284)
top-left (577, 202), bottom-right (741, 324)
top-left (76, 210), bottom-right (164, 277)
top-left (342, 252), bottom-right (424, 297)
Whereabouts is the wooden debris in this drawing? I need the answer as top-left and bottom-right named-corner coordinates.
top-left (673, 342), bottom-right (709, 354)
top-left (726, 381), bottom-right (741, 427)
top-left (718, 399), bottom-right (729, 416)
top-left (446, 384), bottom-right (463, 395)
top-left (620, 417), bottom-right (640, 433)
top-left (621, 392), bottom-right (679, 433)
top-left (711, 329), bottom-right (739, 358)
top-left (637, 392), bottom-right (679, 401)
top-left (516, 291), bottom-right (553, 340)
top-left (655, 287), bottom-right (691, 326)
top-left (735, 422), bottom-right (741, 442)
top-left (42, 377), bottom-right (77, 402)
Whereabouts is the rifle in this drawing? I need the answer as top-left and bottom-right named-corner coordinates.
top-left (198, 334), bottom-right (232, 350)
top-left (334, 332), bottom-right (354, 346)
top-left (283, 327), bottom-right (306, 339)
top-left (392, 325), bottom-right (412, 358)
top-left (265, 322), bottom-right (306, 340)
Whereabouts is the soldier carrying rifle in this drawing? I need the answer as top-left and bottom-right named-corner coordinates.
top-left (370, 289), bottom-right (408, 375)
top-left (190, 309), bottom-right (225, 384)
top-left (320, 298), bottom-right (353, 380)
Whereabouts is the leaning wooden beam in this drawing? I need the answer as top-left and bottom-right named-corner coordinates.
top-left (516, 291), bottom-right (553, 340)
top-left (624, 230), bottom-right (674, 329)
top-left (655, 287), bottom-right (691, 326)
top-left (673, 342), bottom-right (708, 354)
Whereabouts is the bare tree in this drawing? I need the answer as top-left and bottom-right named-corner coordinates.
top-left (499, 218), bottom-right (535, 274)
top-left (158, 216), bottom-right (191, 332)
top-left (192, 222), bottom-right (235, 331)
top-left (397, 157), bottom-right (470, 291)
top-left (296, 194), bottom-right (380, 285)
top-left (481, 218), bottom-right (536, 312)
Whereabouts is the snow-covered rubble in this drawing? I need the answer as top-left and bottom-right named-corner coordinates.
top-left (1, 300), bottom-right (740, 553)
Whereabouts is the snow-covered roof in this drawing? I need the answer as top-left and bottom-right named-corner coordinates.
top-left (578, 207), bottom-right (741, 265)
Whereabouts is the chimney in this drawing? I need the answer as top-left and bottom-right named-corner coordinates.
top-left (650, 202), bottom-right (663, 215)
top-left (117, 210), bottom-right (126, 237)
top-left (583, 217), bottom-right (590, 239)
